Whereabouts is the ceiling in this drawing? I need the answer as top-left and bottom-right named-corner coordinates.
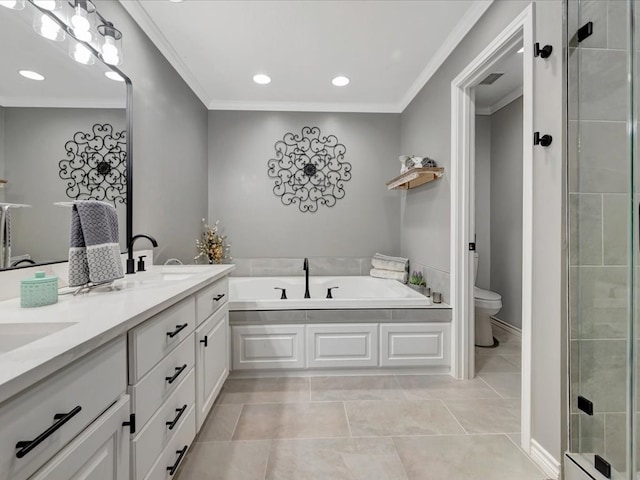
top-left (0, 2), bottom-right (125, 108)
top-left (120, 0), bottom-right (493, 113)
top-left (475, 45), bottom-right (523, 114)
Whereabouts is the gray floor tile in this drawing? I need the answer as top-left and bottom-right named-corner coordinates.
top-left (266, 437), bottom-right (408, 480)
top-left (444, 398), bottom-right (521, 434)
top-left (311, 375), bottom-right (405, 401)
top-left (397, 374), bottom-right (499, 400)
top-left (475, 354), bottom-right (520, 374)
top-left (479, 373), bottom-right (522, 399)
top-left (393, 434), bottom-right (545, 480)
top-left (217, 377), bottom-right (310, 404)
top-left (176, 440), bottom-right (270, 480)
top-left (233, 402), bottom-right (350, 440)
top-left (196, 404), bottom-right (243, 442)
top-left (345, 399), bottom-right (464, 436)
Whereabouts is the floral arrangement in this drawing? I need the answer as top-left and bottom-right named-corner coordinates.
top-left (195, 219), bottom-right (231, 264)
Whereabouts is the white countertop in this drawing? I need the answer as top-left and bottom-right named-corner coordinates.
top-left (0, 264), bottom-right (234, 405)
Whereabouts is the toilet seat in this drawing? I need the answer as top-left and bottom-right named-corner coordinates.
top-left (474, 286), bottom-right (502, 310)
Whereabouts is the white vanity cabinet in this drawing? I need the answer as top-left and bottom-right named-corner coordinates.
top-left (0, 337), bottom-right (127, 480)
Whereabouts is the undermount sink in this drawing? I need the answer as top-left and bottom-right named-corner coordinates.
top-left (0, 322), bottom-right (75, 354)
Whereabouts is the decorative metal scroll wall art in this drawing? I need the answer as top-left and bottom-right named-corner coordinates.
top-left (59, 123), bottom-right (127, 206)
top-left (267, 126), bottom-right (351, 213)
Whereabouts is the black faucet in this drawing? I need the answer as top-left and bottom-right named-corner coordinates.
top-left (10, 258), bottom-right (37, 267)
top-left (127, 234), bottom-right (158, 274)
top-left (303, 257), bottom-right (310, 299)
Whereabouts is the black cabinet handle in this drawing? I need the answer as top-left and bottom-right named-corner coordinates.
top-left (167, 446), bottom-right (188, 476)
top-left (166, 404), bottom-right (188, 430)
top-left (165, 364), bottom-right (187, 384)
top-left (166, 323), bottom-right (188, 338)
top-left (213, 293), bottom-right (225, 302)
top-left (200, 336), bottom-right (208, 347)
top-left (15, 406), bottom-right (82, 459)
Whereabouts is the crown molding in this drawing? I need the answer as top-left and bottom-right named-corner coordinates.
top-left (118, 0), bottom-right (211, 108)
top-left (398, 0), bottom-right (494, 112)
top-left (476, 86), bottom-right (523, 116)
top-left (208, 100), bottom-right (401, 114)
top-left (122, 0), bottom-right (493, 113)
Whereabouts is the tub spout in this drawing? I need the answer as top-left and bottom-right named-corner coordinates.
top-left (303, 257), bottom-right (310, 299)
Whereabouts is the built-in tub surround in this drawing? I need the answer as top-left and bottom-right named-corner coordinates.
top-left (0, 263), bottom-right (233, 405)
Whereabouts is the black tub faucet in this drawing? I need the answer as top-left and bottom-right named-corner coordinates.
top-left (303, 257), bottom-right (310, 299)
top-left (127, 234), bottom-right (158, 274)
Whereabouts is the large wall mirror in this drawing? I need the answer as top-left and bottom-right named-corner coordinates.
top-left (0, 1), bottom-right (131, 271)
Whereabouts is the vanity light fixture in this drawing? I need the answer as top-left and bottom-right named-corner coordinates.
top-left (105, 71), bottom-right (124, 82)
top-left (0, 0), bottom-right (25, 10)
top-left (331, 75), bottom-right (350, 87)
top-left (70, 39), bottom-right (94, 65)
top-left (19, 69), bottom-right (45, 81)
top-left (34, 11), bottom-right (65, 41)
top-left (70, 0), bottom-right (95, 35)
top-left (97, 21), bottom-right (123, 65)
top-left (33, 0), bottom-right (59, 10)
top-left (253, 73), bottom-right (271, 85)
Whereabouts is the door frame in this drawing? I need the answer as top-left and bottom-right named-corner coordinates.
top-left (450, 3), bottom-right (534, 453)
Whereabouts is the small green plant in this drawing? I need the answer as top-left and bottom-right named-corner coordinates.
top-left (409, 271), bottom-right (426, 286)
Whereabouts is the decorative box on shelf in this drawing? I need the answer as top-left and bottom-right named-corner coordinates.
top-left (386, 167), bottom-right (444, 190)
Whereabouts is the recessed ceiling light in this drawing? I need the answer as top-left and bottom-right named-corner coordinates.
top-left (332, 75), bottom-right (350, 87)
top-left (105, 71), bottom-right (124, 82)
top-left (253, 74), bottom-right (271, 85)
top-left (19, 70), bottom-right (45, 81)
top-left (517, 47), bottom-right (524, 53)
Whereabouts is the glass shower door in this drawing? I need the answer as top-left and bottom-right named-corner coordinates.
top-left (567, 0), bottom-right (635, 477)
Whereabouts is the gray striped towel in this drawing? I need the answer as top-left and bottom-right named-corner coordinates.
top-left (68, 200), bottom-right (124, 287)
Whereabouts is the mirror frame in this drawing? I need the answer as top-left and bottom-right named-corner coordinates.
top-left (3, 1), bottom-right (133, 270)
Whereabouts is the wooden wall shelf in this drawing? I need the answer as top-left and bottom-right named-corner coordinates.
top-left (386, 167), bottom-right (444, 190)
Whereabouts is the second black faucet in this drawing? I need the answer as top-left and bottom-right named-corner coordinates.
top-left (303, 257), bottom-right (310, 299)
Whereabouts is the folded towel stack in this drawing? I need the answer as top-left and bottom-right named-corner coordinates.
top-left (370, 252), bottom-right (409, 283)
top-left (68, 200), bottom-right (124, 287)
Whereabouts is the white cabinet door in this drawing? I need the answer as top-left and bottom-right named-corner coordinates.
top-left (232, 325), bottom-right (305, 370)
top-left (380, 323), bottom-right (450, 367)
top-left (30, 395), bottom-right (131, 480)
top-left (307, 324), bottom-right (378, 368)
top-left (195, 306), bottom-right (229, 431)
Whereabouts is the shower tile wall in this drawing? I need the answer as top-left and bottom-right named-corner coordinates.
top-left (568, 1), bottom-right (630, 473)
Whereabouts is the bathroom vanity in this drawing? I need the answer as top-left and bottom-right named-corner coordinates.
top-left (0, 264), bottom-right (233, 480)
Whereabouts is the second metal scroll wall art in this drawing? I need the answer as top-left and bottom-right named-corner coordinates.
top-left (267, 126), bottom-right (352, 213)
top-left (58, 123), bottom-right (127, 206)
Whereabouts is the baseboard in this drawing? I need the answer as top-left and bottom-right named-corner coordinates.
top-left (530, 439), bottom-right (561, 479)
top-left (491, 316), bottom-right (522, 338)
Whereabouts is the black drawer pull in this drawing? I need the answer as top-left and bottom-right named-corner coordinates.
top-left (200, 336), bottom-right (208, 347)
top-left (15, 406), bottom-right (82, 459)
top-left (166, 404), bottom-right (188, 430)
top-left (165, 364), bottom-right (187, 384)
top-left (166, 323), bottom-right (188, 338)
top-left (213, 293), bottom-right (225, 302)
top-left (167, 445), bottom-right (188, 476)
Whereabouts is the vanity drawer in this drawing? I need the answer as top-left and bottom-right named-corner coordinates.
top-left (129, 297), bottom-right (196, 383)
top-left (196, 276), bottom-right (228, 326)
top-left (143, 405), bottom-right (196, 480)
top-left (132, 368), bottom-right (195, 480)
top-left (131, 335), bottom-right (195, 431)
top-left (0, 337), bottom-right (126, 480)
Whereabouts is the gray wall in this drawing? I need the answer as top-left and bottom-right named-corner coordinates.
top-left (0, 106), bottom-right (4, 203)
top-left (208, 111), bottom-right (401, 258)
top-left (475, 114), bottom-right (491, 290)
top-left (3, 108), bottom-right (126, 263)
top-left (94, 1), bottom-right (209, 264)
top-left (400, 0), bottom-right (566, 464)
top-left (490, 97), bottom-right (523, 329)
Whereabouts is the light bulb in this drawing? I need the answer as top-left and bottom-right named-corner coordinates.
top-left (102, 36), bottom-right (119, 64)
top-left (33, 0), bottom-right (57, 10)
top-left (40, 14), bottom-right (62, 40)
top-left (75, 29), bottom-right (91, 42)
top-left (71, 4), bottom-right (90, 32)
top-left (0, 0), bottom-right (25, 10)
top-left (73, 43), bottom-right (93, 64)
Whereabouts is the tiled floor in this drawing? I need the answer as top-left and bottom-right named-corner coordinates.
top-left (177, 326), bottom-right (546, 480)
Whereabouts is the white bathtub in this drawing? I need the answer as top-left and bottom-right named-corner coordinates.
top-left (229, 276), bottom-right (435, 310)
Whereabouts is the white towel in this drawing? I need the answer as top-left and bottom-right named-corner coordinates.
top-left (371, 252), bottom-right (409, 273)
top-left (68, 200), bottom-right (124, 287)
top-left (370, 268), bottom-right (408, 284)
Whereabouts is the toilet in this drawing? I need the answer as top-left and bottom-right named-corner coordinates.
top-left (474, 253), bottom-right (502, 347)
